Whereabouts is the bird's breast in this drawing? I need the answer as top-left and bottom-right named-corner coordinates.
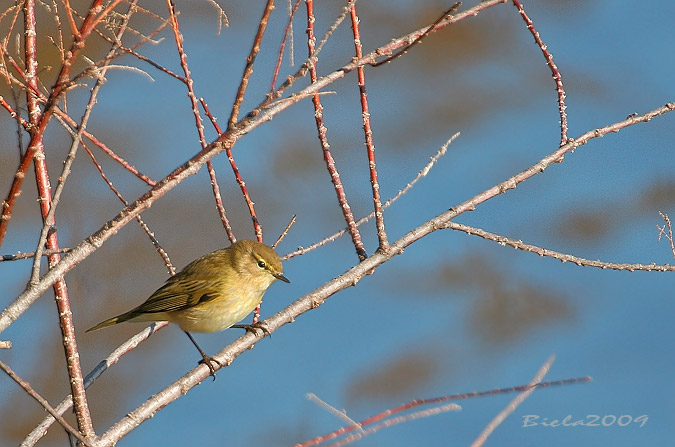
top-left (169, 286), bottom-right (266, 333)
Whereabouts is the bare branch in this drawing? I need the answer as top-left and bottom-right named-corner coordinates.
top-left (228, 0), bottom-right (276, 129)
top-left (447, 222), bottom-right (675, 272)
top-left (512, 0), bottom-right (568, 145)
top-left (349, 3), bottom-right (388, 253)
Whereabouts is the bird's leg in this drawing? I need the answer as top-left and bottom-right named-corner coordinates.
top-left (232, 321), bottom-right (272, 337)
top-left (184, 331), bottom-right (221, 380)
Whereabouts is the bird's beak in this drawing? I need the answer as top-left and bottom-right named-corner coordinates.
top-left (274, 272), bottom-right (290, 283)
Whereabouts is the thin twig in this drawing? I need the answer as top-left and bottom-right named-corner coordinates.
top-left (371, 3), bottom-right (461, 67)
top-left (273, 214), bottom-right (296, 249)
top-left (82, 142), bottom-right (175, 275)
top-left (1, 248), bottom-right (72, 261)
top-left (349, 3), bottom-right (388, 253)
top-left (324, 404), bottom-right (461, 447)
top-left (199, 98), bottom-right (237, 244)
top-left (204, 0), bottom-right (229, 33)
top-left (447, 222), bottom-right (675, 272)
top-left (657, 212), bottom-right (675, 261)
top-left (228, 0), bottom-right (276, 129)
top-left (306, 393), bottom-right (365, 435)
top-left (269, 0), bottom-right (302, 94)
top-left (511, 0), bottom-right (568, 145)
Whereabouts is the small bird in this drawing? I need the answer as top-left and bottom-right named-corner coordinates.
top-left (87, 239), bottom-right (289, 378)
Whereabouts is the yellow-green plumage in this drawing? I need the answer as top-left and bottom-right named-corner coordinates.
top-left (86, 240), bottom-right (289, 333)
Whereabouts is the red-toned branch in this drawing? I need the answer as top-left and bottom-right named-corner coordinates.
top-left (228, 0), bottom-right (276, 129)
top-left (23, 0), bottom-right (95, 441)
top-left (306, 0), bottom-right (367, 261)
top-left (165, 0), bottom-right (207, 148)
top-left (349, 4), bottom-right (388, 253)
top-left (223, 0), bottom-right (276, 243)
top-left (226, 141), bottom-right (263, 243)
top-left (511, 0), bottom-right (568, 145)
top-left (201, 97), bottom-right (262, 240)
top-left (269, 0), bottom-right (303, 94)
top-left (199, 99), bottom-right (237, 244)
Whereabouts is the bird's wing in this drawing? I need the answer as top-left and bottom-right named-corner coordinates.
top-left (133, 279), bottom-right (221, 314)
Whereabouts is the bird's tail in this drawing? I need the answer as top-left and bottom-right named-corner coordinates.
top-left (85, 311), bottom-right (135, 332)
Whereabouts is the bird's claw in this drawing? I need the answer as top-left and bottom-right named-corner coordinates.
top-left (198, 355), bottom-right (221, 381)
top-left (232, 322), bottom-right (272, 337)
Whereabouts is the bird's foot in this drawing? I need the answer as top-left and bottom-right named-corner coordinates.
top-left (198, 354), bottom-right (222, 381)
top-left (232, 322), bottom-right (272, 337)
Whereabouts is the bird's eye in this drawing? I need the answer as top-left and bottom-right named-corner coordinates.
top-left (257, 259), bottom-right (266, 269)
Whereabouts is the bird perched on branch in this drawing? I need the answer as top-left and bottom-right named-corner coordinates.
top-left (87, 239), bottom-right (289, 378)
